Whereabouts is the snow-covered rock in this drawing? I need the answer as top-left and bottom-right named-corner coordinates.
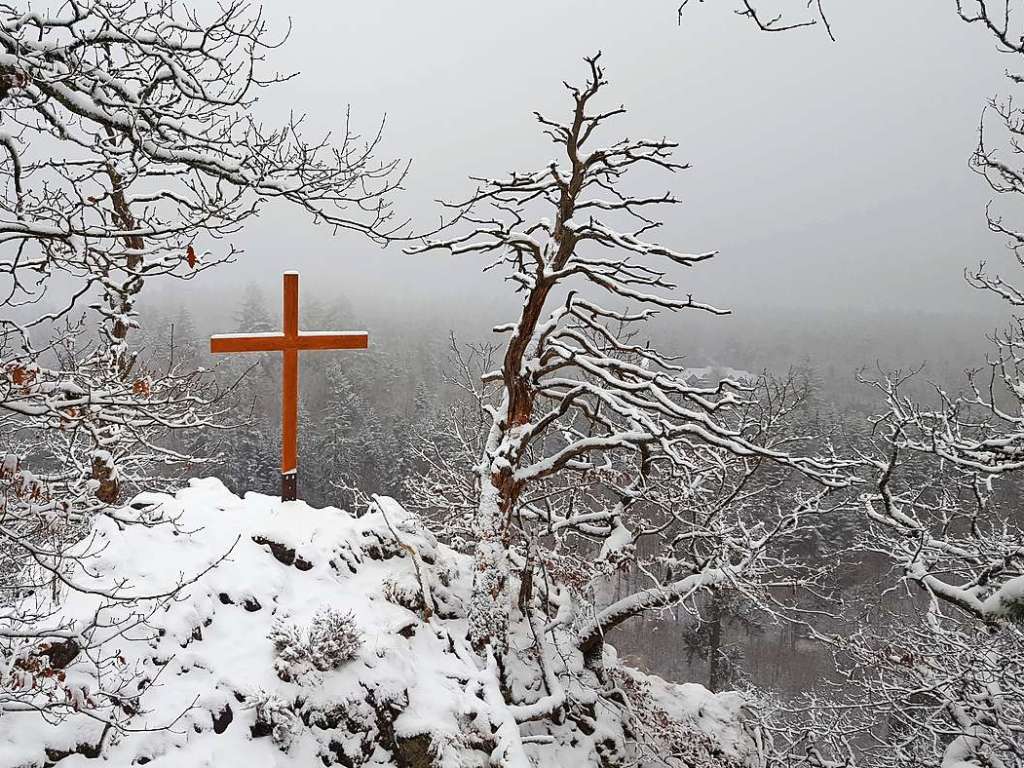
top-left (2, 479), bottom-right (755, 768)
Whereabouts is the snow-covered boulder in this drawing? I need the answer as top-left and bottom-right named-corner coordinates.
top-left (2, 479), bottom-right (755, 768)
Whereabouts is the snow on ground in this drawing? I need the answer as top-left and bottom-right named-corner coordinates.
top-left (3, 479), bottom-right (756, 767)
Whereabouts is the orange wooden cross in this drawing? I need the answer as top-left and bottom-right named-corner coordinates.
top-left (210, 272), bottom-right (368, 501)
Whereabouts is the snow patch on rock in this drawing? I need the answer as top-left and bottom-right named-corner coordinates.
top-left (3, 479), bottom-right (755, 768)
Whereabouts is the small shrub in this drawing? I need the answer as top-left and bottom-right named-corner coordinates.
top-left (249, 690), bottom-right (301, 752)
top-left (269, 608), bottom-right (362, 681)
top-left (306, 608), bottom-right (362, 670)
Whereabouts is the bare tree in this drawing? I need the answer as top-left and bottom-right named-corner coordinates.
top-left (0, 0), bottom-right (405, 504)
top-left (677, 0), bottom-right (835, 40)
top-left (0, 0), bottom-right (403, 736)
top-left (757, 9), bottom-right (1024, 765)
top-left (764, 366), bottom-right (1024, 768)
top-left (407, 54), bottom-right (848, 699)
top-left (0, 0), bottom-right (405, 498)
top-left (954, 2), bottom-right (1024, 278)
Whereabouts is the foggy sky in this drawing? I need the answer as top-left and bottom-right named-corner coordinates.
top-left (186, 0), bottom-right (1016, 330)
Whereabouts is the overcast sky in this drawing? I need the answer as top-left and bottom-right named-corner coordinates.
top-left (191, 0), bottom-right (1017, 326)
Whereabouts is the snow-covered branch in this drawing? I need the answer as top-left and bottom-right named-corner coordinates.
top-left (406, 55), bottom-right (851, 674)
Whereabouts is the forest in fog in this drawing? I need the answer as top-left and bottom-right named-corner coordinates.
top-left (134, 288), bottom-right (1018, 698)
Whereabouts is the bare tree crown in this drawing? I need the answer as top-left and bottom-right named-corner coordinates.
top-left (409, 54), bottom-right (847, 658)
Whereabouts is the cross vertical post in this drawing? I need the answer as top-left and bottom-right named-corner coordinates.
top-left (210, 271), bottom-right (369, 502)
top-left (281, 272), bottom-right (299, 500)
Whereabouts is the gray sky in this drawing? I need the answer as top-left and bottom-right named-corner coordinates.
top-left (194, 0), bottom-right (1017, 325)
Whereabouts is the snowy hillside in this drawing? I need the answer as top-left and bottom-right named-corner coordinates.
top-left (3, 479), bottom-right (756, 768)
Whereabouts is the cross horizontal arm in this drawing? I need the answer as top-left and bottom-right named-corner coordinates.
top-left (295, 332), bottom-right (370, 351)
top-left (210, 333), bottom-right (288, 353)
top-left (210, 331), bottom-right (369, 354)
